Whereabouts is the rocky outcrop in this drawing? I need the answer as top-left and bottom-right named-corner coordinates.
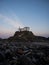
top-left (8, 31), bottom-right (35, 42)
top-left (0, 30), bottom-right (49, 42)
top-left (7, 31), bottom-right (49, 42)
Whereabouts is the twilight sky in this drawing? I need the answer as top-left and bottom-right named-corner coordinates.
top-left (0, 0), bottom-right (49, 38)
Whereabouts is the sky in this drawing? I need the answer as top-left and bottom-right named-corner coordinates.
top-left (0, 0), bottom-right (49, 38)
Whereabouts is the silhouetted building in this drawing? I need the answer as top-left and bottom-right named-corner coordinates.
top-left (18, 27), bottom-right (30, 31)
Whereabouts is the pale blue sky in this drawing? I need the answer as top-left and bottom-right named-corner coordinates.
top-left (0, 0), bottom-right (49, 38)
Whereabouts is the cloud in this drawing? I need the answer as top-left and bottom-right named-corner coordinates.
top-left (0, 14), bottom-right (24, 38)
top-left (0, 14), bottom-right (24, 28)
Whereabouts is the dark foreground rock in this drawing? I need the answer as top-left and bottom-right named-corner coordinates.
top-left (0, 42), bottom-right (49, 65)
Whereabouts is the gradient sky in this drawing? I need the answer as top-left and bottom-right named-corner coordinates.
top-left (0, 0), bottom-right (49, 38)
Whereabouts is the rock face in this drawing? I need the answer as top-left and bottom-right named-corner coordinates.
top-left (8, 31), bottom-right (35, 42)
top-left (7, 31), bottom-right (49, 42)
